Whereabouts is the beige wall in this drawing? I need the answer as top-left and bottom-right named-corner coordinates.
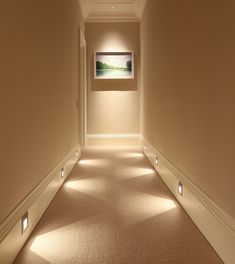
top-left (86, 22), bottom-right (140, 135)
top-left (0, 0), bottom-right (84, 223)
top-left (140, 0), bottom-right (235, 218)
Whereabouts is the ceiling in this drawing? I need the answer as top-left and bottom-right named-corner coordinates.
top-left (79, 0), bottom-right (147, 22)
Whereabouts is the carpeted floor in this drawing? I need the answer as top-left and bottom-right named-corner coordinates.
top-left (15, 147), bottom-right (223, 264)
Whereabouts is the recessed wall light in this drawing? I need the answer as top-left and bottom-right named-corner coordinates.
top-left (155, 157), bottom-right (159, 165)
top-left (178, 181), bottom-right (183, 196)
top-left (76, 150), bottom-right (79, 157)
top-left (61, 168), bottom-right (65, 178)
top-left (112, 6), bottom-right (114, 9)
top-left (22, 212), bottom-right (28, 234)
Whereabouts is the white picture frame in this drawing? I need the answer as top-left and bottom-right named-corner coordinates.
top-left (94, 51), bottom-right (134, 79)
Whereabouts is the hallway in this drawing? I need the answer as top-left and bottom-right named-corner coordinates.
top-left (1, 1), bottom-right (235, 262)
top-left (15, 148), bottom-right (222, 264)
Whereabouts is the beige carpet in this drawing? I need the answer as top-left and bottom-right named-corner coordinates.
top-left (15, 147), bottom-right (223, 264)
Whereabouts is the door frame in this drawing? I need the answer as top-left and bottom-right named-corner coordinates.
top-left (80, 30), bottom-right (87, 147)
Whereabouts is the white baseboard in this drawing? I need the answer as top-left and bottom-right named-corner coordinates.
top-left (0, 145), bottom-right (81, 264)
top-left (87, 134), bottom-right (140, 146)
top-left (141, 137), bottom-right (235, 264)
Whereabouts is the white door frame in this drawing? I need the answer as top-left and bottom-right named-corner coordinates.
top-left (80, 30), bottom-right (87, 147)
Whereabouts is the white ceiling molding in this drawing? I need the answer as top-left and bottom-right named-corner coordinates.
top-left (136, 0), bottom-right (147, 20)
top-left (79, 0), bottom-right (147, 22)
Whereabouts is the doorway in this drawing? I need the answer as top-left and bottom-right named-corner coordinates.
top-left (79, 30), bottom-right (87, 146)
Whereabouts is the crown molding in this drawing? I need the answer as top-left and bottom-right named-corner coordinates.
top-left (78, 0), bottom-right (147, 22)
top-left (86, 12), bottom-right (139, 22)
top-left (136, 0), bottom-right (147, 20)
top-left (78, 0), bottom-right (89, 20)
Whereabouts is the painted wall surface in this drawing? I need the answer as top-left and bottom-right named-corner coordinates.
top-left (86, 22), bottom-right (140, 134)
top-left (140, 0), bottom-right (235, 218)
top-left (0, 0), bottom-right (84, 223)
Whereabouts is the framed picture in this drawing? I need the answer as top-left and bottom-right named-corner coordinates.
top-left (94, 51), bottom-right (134, 79)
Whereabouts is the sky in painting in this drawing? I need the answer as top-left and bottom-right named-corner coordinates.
top-left (96, 54), bottom-right (132, 68)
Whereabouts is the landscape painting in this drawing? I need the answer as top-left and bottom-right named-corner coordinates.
top-left (95, 51), bottom-right (134, 79)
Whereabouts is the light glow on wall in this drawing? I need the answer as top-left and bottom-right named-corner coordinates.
top-left (98, 32), bottom-right (127, 52)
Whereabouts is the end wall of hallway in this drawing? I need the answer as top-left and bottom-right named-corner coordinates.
top-left (86, 22), bottom-right (140, 146)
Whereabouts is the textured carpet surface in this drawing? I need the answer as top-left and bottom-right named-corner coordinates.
top-left (15, 147), bottom-right (223, 264)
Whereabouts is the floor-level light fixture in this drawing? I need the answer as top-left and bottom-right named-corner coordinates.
top-left (178, 181), bottom-right (183, 196)
top-left (155, 157), bottom-right (159, 165)
top-left (61, 168), bottom-right (65, 179)
top-left (22, 212), bottom-right (29, 234)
